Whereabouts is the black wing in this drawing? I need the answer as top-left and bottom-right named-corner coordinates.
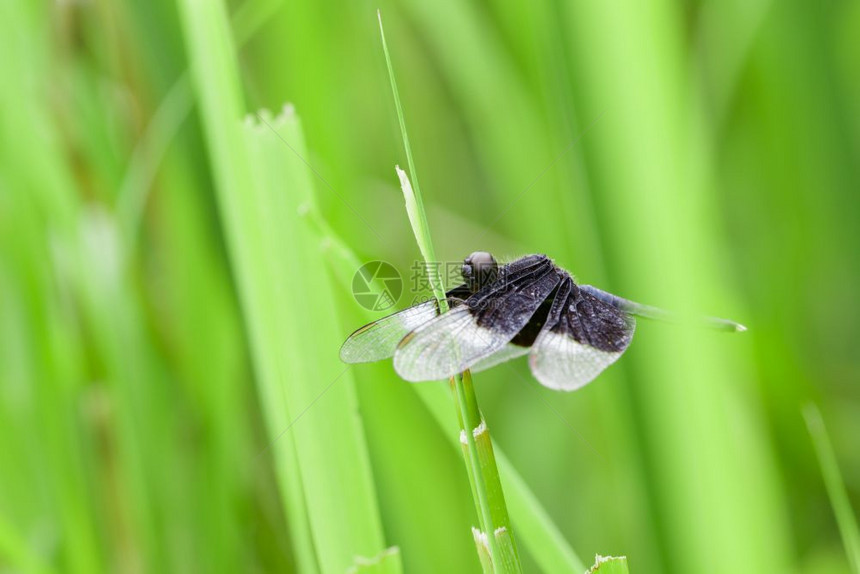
top-left (339, 285), bottom-right (471, 363)
top-left (393, 255), bottom-right (561, 381)
top-left (529, 275), bottom-right (634, 390)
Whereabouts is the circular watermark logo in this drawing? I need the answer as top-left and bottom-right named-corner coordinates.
top-left (352, 260), bottom-right (403, 311)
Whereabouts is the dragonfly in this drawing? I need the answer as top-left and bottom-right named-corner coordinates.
top-left (340, 252), bottom-right (745, 391)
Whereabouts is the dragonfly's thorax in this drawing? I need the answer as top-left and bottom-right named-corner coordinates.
top-left (462, 251), bottom-right (499, 293)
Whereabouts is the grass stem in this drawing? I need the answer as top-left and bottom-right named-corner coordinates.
top-left (379, 13), bottom-right (521, 572)
top-left (804, 404), bottom-right (860, 574)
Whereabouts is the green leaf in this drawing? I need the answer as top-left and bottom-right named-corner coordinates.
top-left (174, 0), bottom-right (397, 569)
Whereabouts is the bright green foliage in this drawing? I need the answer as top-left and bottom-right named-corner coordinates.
top-left (174, 0), bottom-right (397, 568)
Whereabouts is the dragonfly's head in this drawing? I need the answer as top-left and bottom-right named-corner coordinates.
top-left (462, 251), bottom-right (498, 293)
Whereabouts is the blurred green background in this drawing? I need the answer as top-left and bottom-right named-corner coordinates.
top-left (2, 0), bottom-right (859, 572)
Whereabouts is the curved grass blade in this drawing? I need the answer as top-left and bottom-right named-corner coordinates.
top-left (175, 0), bottom-right (398, 569)
top-left (804, 405), bottom-right (860, 574)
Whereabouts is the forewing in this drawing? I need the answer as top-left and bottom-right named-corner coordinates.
top-left (392, 307), bottom-right (513, 380)
top-left (394, 255), bottom-right (560, 381)
top-left (529, 277), bottom-right (635, 391)
top-left (340, 285), bottom-right (470, 364)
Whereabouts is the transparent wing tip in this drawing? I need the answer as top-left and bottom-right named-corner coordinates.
top-left (711, 317), bottom-right (747, 332)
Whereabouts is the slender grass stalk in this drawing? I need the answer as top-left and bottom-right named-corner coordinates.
top-left (803, 405), bottom-right (860, 574)
top-left (396, 166), bottom-right (507, 567)
top-left (379, 13), bottom-right (521, 571)
top-left (379, 15), bottom-right (446, 309)
top-left (472, 527), bottom-right (494, 574)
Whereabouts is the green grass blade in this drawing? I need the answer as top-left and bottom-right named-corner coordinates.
top-left (561, 2), bottom-right (793, 571)
top-left (150, 154), bottom-right (249, 572)
top-left (379, 11), bottom-right (506, 563)
top-left (804, 405), bottom-right (860, 574)
top-left (473, 527), bottom-right (495, 574)
top-left (379, 13), bottom-right (445, 308)
top-left (117, 0), bottom-right (284, 243)
top-left (395, 151), bottom-right (509, 572)
top-left (380, 19), bottom-right (521, 567)
top-left (175, 0), bottom-right (396, 570)
top-left (242, 110), bottom-right (400, 572)
top-left (0, 4), bottom-right (104, 572)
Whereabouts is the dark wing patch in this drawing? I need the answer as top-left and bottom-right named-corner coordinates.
top-left (509, 296), bottom-right (554, 347)
top-left (393, 255), bottom-right (560, 381)
top-left (529, 275), bottom-right (634, 391)
top-left (340, 284), bottom-right (471, 363)
top-left (558, 281), bottom-right (633, 353)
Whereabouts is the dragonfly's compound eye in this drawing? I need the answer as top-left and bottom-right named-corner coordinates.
top-left (462, 251), bottom-right (498, 292)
